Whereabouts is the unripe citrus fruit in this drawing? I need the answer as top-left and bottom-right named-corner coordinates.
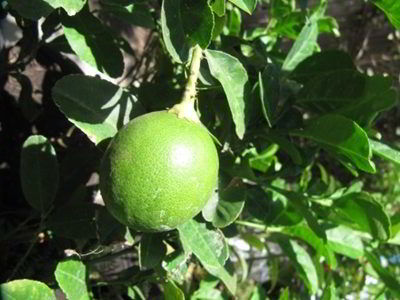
top-left (100, 111), bottom-right (219, 232)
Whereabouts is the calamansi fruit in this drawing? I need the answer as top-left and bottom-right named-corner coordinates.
top-left (99, 111), bottom-right (219, 232)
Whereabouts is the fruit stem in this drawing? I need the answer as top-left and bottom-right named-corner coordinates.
top-left (168, 45), bottom-right (203, 123)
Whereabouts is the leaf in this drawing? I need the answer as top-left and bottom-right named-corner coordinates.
top-left (370, 139), bottom-right (400, 165)
top-left (293, 114), bottom-right (375, 173)
top-left (325, 225), bottom-right (364, 259)
top-left (203, 185), bottom-right (246, 228)
top-left (163, 280), bottom-right (185, 300)
top-left (372, 0), bottom-right (400, 29)
top-left (162, 250), bottom-right (189, 284)
top-left (52, 75), bottom-right (145, 144)
top-left (332, 192), bottom-right (391, 240)
top-left (177, 219), bottom-right (236, 294)
top-left (258, 65), bottom-right (281, 127)
top-left (228, 0), bottom-right (257, 14)
top-left (278, 288), bottom-right (290, 300)
top-left (101, 4), bottom-right (155, 29)
top-left (205, 49), bottom-right (248, 139)
top-left (282, 16), bottom-right (319, 72)
top-left (322, 283), bottom-right (337, 300)
top-left (161, 0), bottom-right (213, 63)
top-left (291, 50), bottom-right (355, 85)
top-left (0, 279), bottom-right (55, 300)
top-left (211, 0), bottom-right (226, 17)
top-left (61, 8), bottom-right (124, 78)
top-left (55, 258), bottom-right (90, 300)
top-left (365, 251), bottom-right (400, 297)
top-left (181, 0), bottom-right (214, 49)
top-left (296, 71), bottom-right (397, 127)
top-left (249, 285), bottom-right (267, 300)
top-left (270, 187), bottom-right (327, 241)
top-left (20, 135), bottom-right (59, 212)
top-left (284, 225), bottom-right (337, 268)
top-left (139, 233), bottom-right (167, 269)
top-left (8, 0), bottom-right (53, 20)
top-left (277, 238), bottom-right (318, 294)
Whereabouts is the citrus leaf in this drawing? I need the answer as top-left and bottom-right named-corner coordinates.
top-left (139, 233), bottom-right (167, 269)
top-left (8, 0), bottom-right (86, 20)
top-left (372, 0), bottom-right (400, 29)
top-left (365, 251), bottom-right (400, 297)
top-left (291, 50), bottom-right (355, 85)
top-left (258, 65), bottom-right (281, 127)
top-left (52, 75), bottom-right (145, 144)
top-left (293, 114), bottom-right (375, 173)
top-left (20, 135), bottom-right (59, 212)
top-left (161, 0), bottom-right (213, 63)
top-left (205, 49), bottom-right (248, 139)
top-left (228, 0), bottom-right (257, 14)
top-left (278, 288), bottom-right (290, 300)
top-left (55, 259), bottom-right (90, 300)
top-left (332, 192), bottom-right (391, 240)
top-left (322, 282), bottom-right (337, 300)
top-left (162, 250), bottom-right (190, 284)
top-left (325, 225), bottom-right (364, 259)
top-left (100, 4), bottom-right (155, 29)
top-left (277, 238), bottom-right (318, 294)
top-left (284, 225), bottom-right (337, 268)
top-left (177, 219), bottom-right (236, 295)
top-left (0, 279), bottom-right (55, 300)
top-left (163, 280), bottom-right (185, 300)
top-left (61, 8), bottom-right (124, 78)
top-left (370, 139), bottom-right (400, 165)
top-left (212, 0), bottom-right (225, 17)
top-left (282, 16), bottom-right (318, 72)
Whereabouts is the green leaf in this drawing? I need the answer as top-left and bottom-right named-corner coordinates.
top-left (139, 233), bottom-right (167, 269)
top-left (55, 258), bottom-right (90, 300)
top-left (0, 279), bottom-right (55, 300)
top-left (205, 49), bottom-right (248, 139)
top-left (178, 219), bottom-right (236, 294)
top-left (278, 288), bottom-right (289, 300)
top-left (101, 4), bottom-right (155, 29)
top-left (162, 250), bottom-right (189, 284)
top-left (296, 71), bottom-right (397, 126)
top-left (293, 114), bottom-right (375, 173)
top-left (163, 280), bottom-right (185, 300)
top-left (284, 225), bottom-right (337, 268)
top-left (370, 139), bottom-right (400, 165)
top-left (325, 225), bottom-right (364, 259)
top-left (181, 0), bottom-right (214, 49)
top-left (192, 276), bottom-right (224, 300)
top-left (321, 282), bottom-right (337, 300)
top-left (249, 285), bottom-right (267, 300)
top-left (332, 192), bottom-right (391, 240)
top-left (161, 0), bottom-right (213, 63)
top-left (8, 0), bottom-right (86, 20)
top-left (228, 0), bottom-right (257, 14)
top-left (258, 65), bottom-right (281, 127)
top-left (291, 50), bottom-right (355, 85)
top-left (20, 135), bottom-right (59, 212)
top-left (61, 8), bottom-right (124, 78)
top-left (211, 0), bottom-right (226, 17)
top-left (365, 251), bottom-right (400, 297)
top-left (282, 16), bottom-right (319, 71)
top-left (372, 0), bottom-right (400, 29)
top-left (52, 75), bottom-right (145, 144)
top-left (278, 238), bottom-right (318, 294)
top-left (203, 185), bottom-right (246, 228)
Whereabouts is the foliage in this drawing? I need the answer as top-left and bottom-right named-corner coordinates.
top-left (1, 0), bottom-right (400, 299)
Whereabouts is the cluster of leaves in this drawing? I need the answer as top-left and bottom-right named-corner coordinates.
top-left (1, 0), bottom-right (400, 299)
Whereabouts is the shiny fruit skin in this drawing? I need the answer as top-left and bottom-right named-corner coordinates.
top-left (100, 111), bottom-right (219, 232)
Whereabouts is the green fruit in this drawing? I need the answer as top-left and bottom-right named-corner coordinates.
top-left (100, 111), bottom-right (219, 232)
